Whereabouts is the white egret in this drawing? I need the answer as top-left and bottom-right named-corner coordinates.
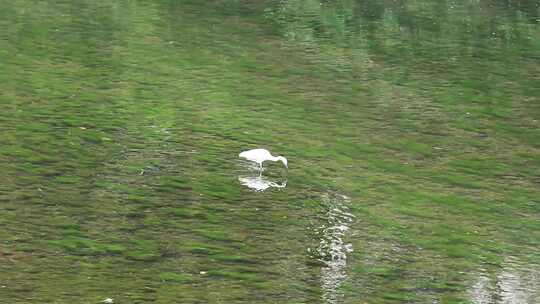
top-left (238, 148), bottom-right (288, 172)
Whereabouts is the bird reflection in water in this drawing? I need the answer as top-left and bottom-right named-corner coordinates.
top-left (238, 175), bottom-right (287, 192)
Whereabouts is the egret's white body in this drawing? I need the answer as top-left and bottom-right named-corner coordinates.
top-left (239, 148), bottom-right (288, 172)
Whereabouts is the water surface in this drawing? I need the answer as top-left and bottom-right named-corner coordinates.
top-left (0, 0), bottom-right (539, 303)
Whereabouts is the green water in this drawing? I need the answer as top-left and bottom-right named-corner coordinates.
top-left (1, 0), bottom-right (539, 303)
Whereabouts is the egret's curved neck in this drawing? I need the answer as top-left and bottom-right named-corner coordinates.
top-left (271, 156), bottom-right (285, 162)
top-left (274, 156), bottom-right (288, 168)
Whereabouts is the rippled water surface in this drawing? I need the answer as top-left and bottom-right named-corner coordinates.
top-left (1, 0), bottom-right (539, 303)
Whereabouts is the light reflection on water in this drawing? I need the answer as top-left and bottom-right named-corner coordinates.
top-left (469, 258), bottom-right (540, 304)
top-left (310, 193), bottom-right (355, 304)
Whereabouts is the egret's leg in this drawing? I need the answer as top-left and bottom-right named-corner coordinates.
top-left (259, 163), bottom-right (263, 176)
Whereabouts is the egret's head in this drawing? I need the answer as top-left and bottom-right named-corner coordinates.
top-left (279, 156), bottom-right (288, 169)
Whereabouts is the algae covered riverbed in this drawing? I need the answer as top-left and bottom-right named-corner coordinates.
top-left (0, 0), bottom-right (539, 303)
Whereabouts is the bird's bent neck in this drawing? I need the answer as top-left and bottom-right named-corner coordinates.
top-left (270, 155), bottom-right (280, 162)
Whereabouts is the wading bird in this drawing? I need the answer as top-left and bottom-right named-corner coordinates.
top-left (239, 148), bottom-right (288, 174)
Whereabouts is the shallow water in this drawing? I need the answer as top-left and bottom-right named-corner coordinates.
top-left (0, 0), bottom-right (539, 303)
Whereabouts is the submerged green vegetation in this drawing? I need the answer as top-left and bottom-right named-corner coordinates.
top-left (0, 0), bottom-right (538, 303)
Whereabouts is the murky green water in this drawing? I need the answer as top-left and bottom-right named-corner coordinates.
top-left (1, 0), bottom-right (539, 303)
